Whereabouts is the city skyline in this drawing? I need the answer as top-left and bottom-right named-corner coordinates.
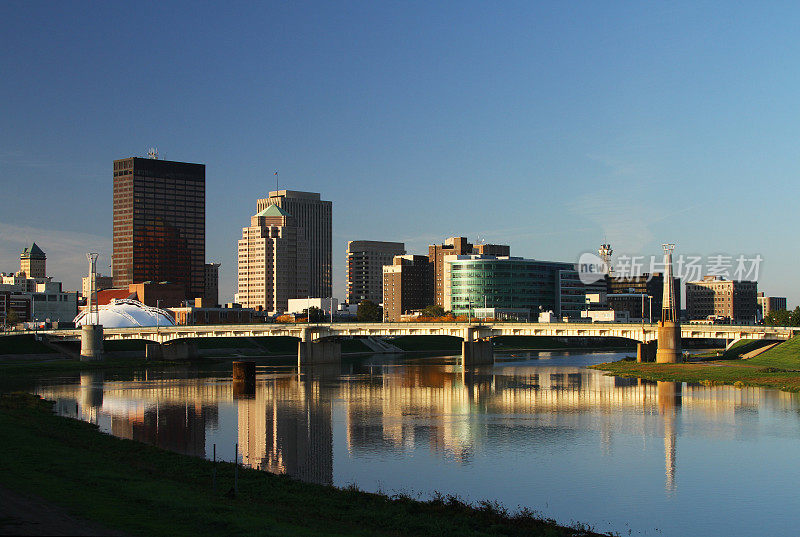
top-left (2, 2), bottom-right (800, 305)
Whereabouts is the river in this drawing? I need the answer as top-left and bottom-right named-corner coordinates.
top-left (34, 351), bottom-right (800, 536)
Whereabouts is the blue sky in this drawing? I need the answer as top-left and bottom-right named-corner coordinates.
top-left (1, 1), bottom-right (798, 305)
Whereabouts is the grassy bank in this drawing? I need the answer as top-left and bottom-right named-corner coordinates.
top-left (592, 337), bottom-right (800, 392)
top-left (0, 393), bottom-right (600, 537)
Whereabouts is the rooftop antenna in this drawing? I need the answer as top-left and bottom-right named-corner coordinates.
top-left (147, 147), bottom-right (159, 160)
top-left (598, 243), bottom-right (613, 275)
top-left (274, 170), bottom-right (278, 192)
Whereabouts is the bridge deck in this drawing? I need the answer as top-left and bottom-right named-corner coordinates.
top-left (30, 322), bottom-right (797, 345)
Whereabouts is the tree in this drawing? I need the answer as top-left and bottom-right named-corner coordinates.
top-left (5, 309), bottom-right (19, 327)
top-left (790, 306), bottom-right (800, 327)
top-left (764, 309), bottom-right (791, 326)
top-left (304, 306), bottom-right (326, 323)
top-left (357, 300), bottom-right (382, 322)
top-left (421, 305), bottom-right (445, 318)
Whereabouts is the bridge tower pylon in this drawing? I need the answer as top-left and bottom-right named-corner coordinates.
top-left (655, 244), bottom-right (682, 363)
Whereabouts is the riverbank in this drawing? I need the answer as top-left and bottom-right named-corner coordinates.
top-left (0, 393), bottom-right (602, 537)
top-left (592, 337), bottom-right (800, 393)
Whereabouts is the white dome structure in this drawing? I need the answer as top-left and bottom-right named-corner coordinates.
top-left (74, 298), bottom-right (176, 328)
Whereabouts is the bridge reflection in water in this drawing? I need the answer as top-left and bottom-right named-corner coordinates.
top-left (36, 359), bottom-right (800, 493)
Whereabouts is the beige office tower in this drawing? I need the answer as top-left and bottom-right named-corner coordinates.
top-left (237, 204), bottom-right (309, 314)
top-left (257, 190), bottom-right (332, 298)
top-left (20, 243), bottom-right (46, 279)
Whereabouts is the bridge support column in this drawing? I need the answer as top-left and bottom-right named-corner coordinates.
top-left (462, 340), bottom-right (493, 367)
top-left (656, 321), bottom-right (682, 363)
top-left (298, 340), bottom-right (341, 366)
top-left (145, 341), bottom-right (198, 361)
top-left (637, 341), bottom-right (657, 363)
top-left (80, 324), bottom-right (104, 361)
top-left (232, 360), bottom-right (256, 399)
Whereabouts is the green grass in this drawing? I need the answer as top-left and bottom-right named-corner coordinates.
top-left (0, 334), bottom-right (56, 354)
top-left (692, 339), bottom-right (778, 361)
top-left (592, 337), bottom-right (800, 392)
top-left (745, 336), bottom-right (800, 368)
top-left (0, 393), bottom-right (599, 537)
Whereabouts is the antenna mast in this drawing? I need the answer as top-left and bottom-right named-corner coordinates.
top-left (598, 243), bottom-right (613, 275)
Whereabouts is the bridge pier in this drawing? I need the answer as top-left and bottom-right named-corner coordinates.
top-left (656, 321), bottom-right (682, 363)
top-left (80, 324), bottom-right (104, 361)
top-left (637, 341), bottom-right (657, 363)
top-left (462, 340), bottom-right (493, 366)
top-left (232, 360), bottom-right (256, 399)
top-left (461, 327), bottom-right (493, 366)
top-left (297, 329), bottom-right (341, 365)
top-left (145, 341), bottom-right (198, 361)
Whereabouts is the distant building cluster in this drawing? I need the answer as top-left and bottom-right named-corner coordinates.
top-left (0, 243), bottom-right (78, 326)
top-left (1, 152), bottom-right (789, 329)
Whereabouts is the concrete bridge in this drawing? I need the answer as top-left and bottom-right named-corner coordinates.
top-left (42, 322), bottom-right (797, 365)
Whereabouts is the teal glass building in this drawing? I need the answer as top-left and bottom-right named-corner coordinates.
top-left (445, 256), bottom-right (593, 319)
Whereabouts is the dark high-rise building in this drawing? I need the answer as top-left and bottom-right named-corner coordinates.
top-left (112, 157), bottom-right (205, 298)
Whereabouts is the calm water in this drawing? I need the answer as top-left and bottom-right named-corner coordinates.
top-left (34, 352), bottom-right (800, 536)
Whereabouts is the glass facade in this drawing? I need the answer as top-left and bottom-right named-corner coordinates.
top-left (113, 157), bottom-right (205, 298)
top-left (448, 258), bottom-right (576, 317)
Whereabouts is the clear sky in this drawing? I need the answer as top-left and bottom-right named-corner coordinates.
top-left (1, 1), bottom-right (798, 306)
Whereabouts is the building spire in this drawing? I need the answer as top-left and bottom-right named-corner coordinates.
top-left (661, 243), bottom-right (677, 323)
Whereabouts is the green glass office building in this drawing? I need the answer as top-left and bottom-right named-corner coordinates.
top-left (444, 256), bottom-right (596, 319)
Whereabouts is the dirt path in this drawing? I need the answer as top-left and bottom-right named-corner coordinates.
top-left (0, 485), bottom-right (125, 536)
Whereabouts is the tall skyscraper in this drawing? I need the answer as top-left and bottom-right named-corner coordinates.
top-left (346, 240), bottom-right (405, 305)
top-left (112, 156), bottom-right (205, 298)
top-left (257, 190), bottom-right (331, 298)
top-left (237, 204), bottom-right (309, 314)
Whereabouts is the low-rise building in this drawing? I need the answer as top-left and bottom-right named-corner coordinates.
top-left (580, 309), bottom-right (630, 323)
top-left (287, 297), bottom-right (338, 315)
top-left (169, 300), bottom-right (255, 325)
top-left (0, 274), bottom-right (77, 323)
top-left (0, 292), bottom-right (32, 326)
top-left (472, 307), bottom-right (531, 321)
top-left (686, 276), bottom-right (758, 324)
top-left (81, 274), bottom-right (114, 299)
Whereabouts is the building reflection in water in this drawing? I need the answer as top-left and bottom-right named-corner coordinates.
top-left (238, 375), bottom-right (333, 486)
top-left (35, 359), bottom-right (800, 494)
